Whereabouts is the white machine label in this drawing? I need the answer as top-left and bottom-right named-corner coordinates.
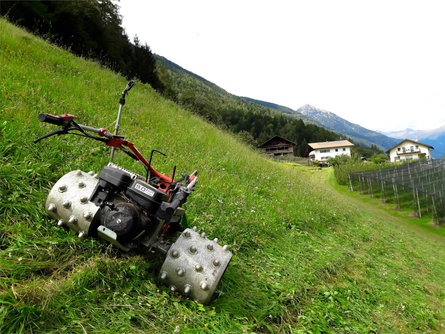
top-left (134, 183), bottom-right (155, 197)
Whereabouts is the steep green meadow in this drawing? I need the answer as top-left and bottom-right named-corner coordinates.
top-left (1, 20), bottom-right (445, 333)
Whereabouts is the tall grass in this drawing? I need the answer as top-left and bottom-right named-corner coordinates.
top-left (1, 19), bottom-right (445, 333)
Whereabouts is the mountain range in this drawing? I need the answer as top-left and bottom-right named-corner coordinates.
top-left (241, 99), bottom-right (444, 158)
top-left (240, 97), bottom-right (320, 126)
top-left (296, 104), bottom-right (399, 150)
top-left (240, 99), bottom-right (398, 151)
top-left (157, 56), bottom-right (444, 158)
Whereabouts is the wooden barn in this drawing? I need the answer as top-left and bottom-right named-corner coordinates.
top-left (258, 135), bottom-right (296, 156)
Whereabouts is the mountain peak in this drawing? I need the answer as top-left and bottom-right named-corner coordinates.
top-left (298, 104), bottom-right (336, 118)
top-left (300, 104), bottom-right (319, 111)
top-left (296, 104), bottom-right (398, 150)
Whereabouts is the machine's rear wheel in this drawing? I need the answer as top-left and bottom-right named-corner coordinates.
top-left (45, 170), bottom-right (100, 237)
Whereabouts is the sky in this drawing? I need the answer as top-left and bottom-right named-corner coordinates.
top-left (119, 0), bottom-right (445, 132)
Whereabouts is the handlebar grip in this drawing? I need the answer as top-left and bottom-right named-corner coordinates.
top-left (38, 113), bottom-right (64, 126)
top-left (38, 113), bottom-right (74, 126)
top-left (126, 80), bottom-right (135, 91)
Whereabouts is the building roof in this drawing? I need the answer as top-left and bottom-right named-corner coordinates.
top-left (385, 139), bottom-right (434, 153)
top-left (258, 135), bottom-right (296, 148)
top-left (308, 140), bottom-right (354, 150)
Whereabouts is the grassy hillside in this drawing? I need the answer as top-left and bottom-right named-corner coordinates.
top-left (1, 19), bottom-right (445, 333)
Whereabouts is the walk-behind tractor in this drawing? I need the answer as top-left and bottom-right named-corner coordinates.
top-left (34, 81), bottom-right (232, 304)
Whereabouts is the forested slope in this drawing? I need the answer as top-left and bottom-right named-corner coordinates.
top-left (1, 20), bottom-right (444, 333)
top-left (155, 55), bottom-right (341, 155)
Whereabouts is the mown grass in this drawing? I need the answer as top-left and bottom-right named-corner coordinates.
top-left (1, 19), bottom-right (445, 333)
top-left (327, 167), bottom-right (445, 238)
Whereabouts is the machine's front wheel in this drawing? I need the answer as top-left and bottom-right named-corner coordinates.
top-left (159, 227), bottom-right (232, 304)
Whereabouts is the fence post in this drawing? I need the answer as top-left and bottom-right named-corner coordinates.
top-left (348, 174), bottom-right (354, 192)
top-left (415, 188), bottom-right (422, 218)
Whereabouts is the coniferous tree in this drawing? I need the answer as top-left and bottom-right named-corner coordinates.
top-left (0, 0), bottom-right (162, 90)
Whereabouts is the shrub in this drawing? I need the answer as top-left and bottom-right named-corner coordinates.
top-left (371, 153), bottom-right (389, 164)
top-left (328, 154), bottom-right (354, 166)
top-left (333, 160), bottom-right (393, 185)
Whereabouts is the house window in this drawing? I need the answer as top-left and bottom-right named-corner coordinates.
top-left (335, 149), bottom-right (338, 152)
top-left (320, 149), bottom-right (330, 153)
top-left (397, 148), bottom-right (401, 151)
top-left (343, 148), bottom-right (346, 151)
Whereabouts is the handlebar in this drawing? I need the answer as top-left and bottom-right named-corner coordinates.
top-left (37, 113), bottom-right (117, 138)
top-left (124, 80), bottom-right (135, 94)
top-left (119, 80), bottom-right (135, 106)
top-left (38, 113), bottom-right (74, 126)
top-left (76, 124), bottom-right (116, 139)
top-left (33, 128), bottom-right (67, 143)
top-left (34, 104), bottom-right (196, 194)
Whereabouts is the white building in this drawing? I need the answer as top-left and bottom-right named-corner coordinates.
top-left (386, 139), bottom-right (433, 162)
top-left (308, 140), bottom-right (354, 162)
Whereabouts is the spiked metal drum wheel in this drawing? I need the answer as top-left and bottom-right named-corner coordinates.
top-left (159, 227), bottom-right (232, 304)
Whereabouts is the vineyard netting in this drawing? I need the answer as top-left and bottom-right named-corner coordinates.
top-left (348, 159), bottom-right (445, 224)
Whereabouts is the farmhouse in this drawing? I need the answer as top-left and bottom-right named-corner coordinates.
top-left (386, 139), bottom-right (434, 162)
top-left (308, 140), bottom-right (354, 162)
top-left (258, 135), bottom-right (296, 156)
